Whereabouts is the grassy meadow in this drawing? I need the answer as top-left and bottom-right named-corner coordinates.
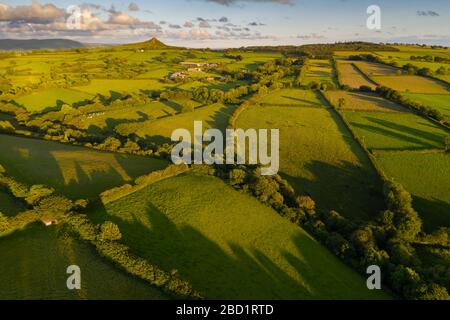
top-left (90, 172), bottom-right (389, 300)
top-left (259, 88), bottom-right (326, 107)
top-left (372, 75), bottom-right (449, 94)
top-left (342, 111), bottom-right (448, 151)
top-left (0, 224), bottom-right (167, 300)
top-left (376, 152), bottom-right (450, 230)
top-left (0, 134), bottom-right (167, 199)
top-left (402, 93), bottom-right (450, 118)
top-left (325, 91), bottom-right (406, 113)
top-left (236, 100), bottom-right (384, 220)
top-left (115, 102), bottom-right (237, 143)
top-left (337, 61), bottom-right (378, 89)
top-left (302, 59), bottom-right (337, 86)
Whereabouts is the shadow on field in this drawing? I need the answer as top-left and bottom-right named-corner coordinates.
top-left (280, 95), bottom-right (322, 107)
top-left (350, 116), bottom-right (445, 149)
top-left (91, 201), bottom-right (336, 299)
top-left (281, 159), bottom-right (384, 221)
top-left (0, 134), bottom-right (166, 200)
top-left (413, 195), bottom-right (450, 232)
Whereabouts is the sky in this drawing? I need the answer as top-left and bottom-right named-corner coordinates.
top-left (0, 0), bottom-right (449, 48)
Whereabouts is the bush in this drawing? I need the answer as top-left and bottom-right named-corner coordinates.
top-left (25, 185), bottom-right (55, 206)
top-left (98, 221), bottom-right (122, 241)
top-left (359, 85), bottom-right (373, 92)
top-left (384, 181), bottom-right (422, 241)
top-left (296, 196), bottom-right (316, 213)
top-left (0, 212), bottom-right (9, 233)
top-left (229, 169), bottom-right (247, 186)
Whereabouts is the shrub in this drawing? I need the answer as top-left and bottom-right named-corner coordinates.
top-left (229, 169), bottom-right (247, 186)
top-left (0, 212), bottom-right (9, 233)
top-left (384, 181), bottom-right (422, 241)
top-left (296, 196), bottom-right (316, 212)
top-left (359, 85), bottom-right (373, 92)
top-left (25, 185), bottom-right (55, 206)
top-left (98, 221), bottom-right (122, 241)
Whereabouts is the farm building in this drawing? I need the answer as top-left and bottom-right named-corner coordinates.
top-left (169, 72), bottom-right (188, 80)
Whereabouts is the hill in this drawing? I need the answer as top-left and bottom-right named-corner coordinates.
top-left (0, 39), bottom-right (85, 50)
top-left (120, 37), bottom-right (174, 50)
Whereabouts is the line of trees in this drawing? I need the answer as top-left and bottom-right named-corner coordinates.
top-left (0, 168), bottom-right (200, 299)
top-left (375, 86), bottom-right (449, 126)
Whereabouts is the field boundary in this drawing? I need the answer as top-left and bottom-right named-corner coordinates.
top-left (351, 63), bottom-right (380, 87)
top-left (100, 164), bottom-right (190, 204)
top-left (317, 90), bottom-right (388, 180)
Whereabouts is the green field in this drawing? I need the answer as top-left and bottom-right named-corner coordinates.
top-left (0, 134), bottom-right (167, 199)
top-left (376, 152), bottom-right (450, 230)
top-left (0, 190), bottom-right (25, 216)
top-left (325, 91), bottom-right (406, 113)
top-left (115, 103), bottom-right (236, 143)
top-left (302, 59), bottom-right (337, 86)
top-left (90, 172), bottom-right (388, 299)
top-left (14, 88), bottom-right (94, 112)
top-left (67, 101), bottom-right (196, 131)
top-left (74, 79), bottom-right (167, 95)
top-left (343, 111), bottom-right (448, 151)
top-left (260, 89), bottom-right (326, 107)
top-left (353, 61), bottom-right (399, 76)
top-left (236, 103), bottom-right (384, 220)
top-left (0, 224), bottom-right (167, 299)
top-left (403, 93), bottom-right (450, 118)
top-left (337, 61), bottom-right (378, 89)
top-left (373, 75), bottom-right (449, 94)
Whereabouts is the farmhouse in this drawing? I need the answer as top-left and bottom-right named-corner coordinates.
top-left (180, 62), bottom-right (220, 68)
top-left (169, 72), bottom-right (188, 80)
top-left (41, 218), bottom-right (58, 227)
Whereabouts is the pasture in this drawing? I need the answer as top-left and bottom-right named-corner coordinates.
top-left (337, 61), bottom-right (378, 89)
top-left (376, 152), bottom-right (450, 230)
top-left (343, 111), bottom-right (449, 151)
top-left (14, 88), bottom-right (94, 112)
top-left (403, 93), bottom-right (450, 117)
top-left (66, 101), bottom-right (199, 131)
top-left (353, 61), bottom-right (399, 76)
top-left (325, 91), bottom-right (406, 113)
top-left (74, 79), bottom-right (168, 95)
top-left (372, 75), bottom-right (449, 94)
top-left (90, 172), bottom-right (389, 300)
top-left (302, 59), bottom-right (336, 86)
top-left (0, 190), bottom-right (25, 216)
top-left (0, 224), bottom-right (167, 299)
top-left (260, 89), bottom-right (326, 107)
top-left (115, 103), bottom-right (236, 143)
top-left (0, 134), bottom-right (167, 199)
top-left (236, 104), bottom-right (384, 220)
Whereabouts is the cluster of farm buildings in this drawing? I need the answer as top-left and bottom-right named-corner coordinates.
top-left (169, 61), bottom-right (220, 80)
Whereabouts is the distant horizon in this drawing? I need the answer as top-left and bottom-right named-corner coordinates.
top-left (0, 0), bottom-right (449, 48)
top-left (0, 37), bottom-right (448, 50)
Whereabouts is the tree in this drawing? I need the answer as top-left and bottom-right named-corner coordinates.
top-left (229, 169), bottom-right (246, 186)
top-left (445, 135), bottom-right (450, 152)
top-left (337, 98), bottom-right (346, 109)
top-left (359, 85), bottom-right (372, 92)
top-left (98, 221), bottom-right (122, 241)
top-left (101, 137), bottom-right (122, 151)
top-left (0, 212), bottom-right (9, 233)
top-left (26, 185), bottom-right (55, 206)
top-left (181, 100), bottom-right (195, 113)
top-left (296, 196), bottom-right (316, 212)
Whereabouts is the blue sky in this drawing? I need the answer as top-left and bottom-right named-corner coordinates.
top-left (0, 0), bottom-right (449, 47)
